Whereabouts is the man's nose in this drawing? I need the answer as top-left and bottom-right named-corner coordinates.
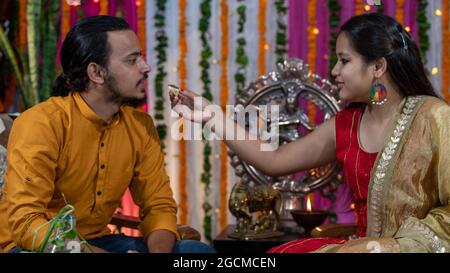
top-left (139, 58), bottom-right (151, 74)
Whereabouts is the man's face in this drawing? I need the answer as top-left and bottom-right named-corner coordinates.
top-left (104, 30), bottom-right (150, 106)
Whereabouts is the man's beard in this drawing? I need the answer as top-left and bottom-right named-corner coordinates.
top-left (104, 74), bottom-right (147, 108)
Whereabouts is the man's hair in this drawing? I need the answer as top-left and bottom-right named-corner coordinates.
top-left (52, 16), bottom-right (131, 97)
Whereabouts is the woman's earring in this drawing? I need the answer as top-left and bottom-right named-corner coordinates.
top-left (370, 82), bottom-right (387, 105)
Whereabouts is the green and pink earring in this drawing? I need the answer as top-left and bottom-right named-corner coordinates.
top-left (370, 83), bottom-right (387, 105)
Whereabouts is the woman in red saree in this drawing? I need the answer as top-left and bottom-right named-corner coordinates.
top-left (172, 13), bottom-right (450, 253)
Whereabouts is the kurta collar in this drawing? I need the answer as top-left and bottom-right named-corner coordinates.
top-left (72, 92), bottom-right (121, 129)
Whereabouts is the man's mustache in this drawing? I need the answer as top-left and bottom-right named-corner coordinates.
top-left (136, 73), bottom-right (149, 87)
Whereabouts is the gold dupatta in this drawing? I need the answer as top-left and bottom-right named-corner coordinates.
top-left (315, 96), bottom-right (450, 253)
top-left (367, 96), bottom-right (425, 237)
top-left (366, 96), bottom-right (450, 252)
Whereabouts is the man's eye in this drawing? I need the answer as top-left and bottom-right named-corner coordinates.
top-left (341, 59), bottom-right (349, 64)
top-left (128, 59), bottom-right (137, 64)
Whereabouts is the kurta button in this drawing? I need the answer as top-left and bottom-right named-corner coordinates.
top-left (100, 164), bottom-right (105, 169)
top-left (101, 142), bottom-right (105, 147)
top-left (97, 191), bottom-right (102, 196)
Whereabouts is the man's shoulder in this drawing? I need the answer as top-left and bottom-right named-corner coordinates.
top-left (15, 96), bottom-right (68, 126)
top-left (121, 106), bottom-right (155, 128)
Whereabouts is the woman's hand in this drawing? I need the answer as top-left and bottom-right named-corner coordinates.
top-left (169, 86), bottom-right (218, 124)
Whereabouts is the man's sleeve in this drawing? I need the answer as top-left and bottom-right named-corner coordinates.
top-left (5, 111), bottom-right (59, 251)
top-left (129, 116), bottom-right (179, 240)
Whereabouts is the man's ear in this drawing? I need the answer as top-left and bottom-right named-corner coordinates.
top-left (374, 57), bottom-right (387, 78)
top-left (86, 63), bottom-right (106, 84)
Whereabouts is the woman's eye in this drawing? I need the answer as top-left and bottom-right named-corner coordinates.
top-left (128, 59), bottom-right (137, 64)
top-left (341, 59), bottom-right (349, 64)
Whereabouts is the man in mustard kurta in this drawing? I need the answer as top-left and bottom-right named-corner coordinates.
top-left (0, 16), bottom-right (214, 253)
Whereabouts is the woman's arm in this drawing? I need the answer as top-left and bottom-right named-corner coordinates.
top-left (171, 89), bottom-right (337, 177)
top-left (216, 114), bottom-right (336, 176)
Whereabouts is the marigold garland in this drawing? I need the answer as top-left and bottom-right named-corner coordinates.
top-left (61, 1), bottom-right (71, 48)
top-left (306, 0), bottom-right (317, 150)
top-left (178, 0), bottom-right (188, 225)
top-left (355, 0), bottom-right (364, 15)
top-left (99, 0), bottom-right (108, 15)
top-left (137, 0), bottom-right (147, 112)
top-left (307, 0), bottom-right (317, 76)
top-left (219, 0), bottom-right (229, 232)
top-left (17, 0), bottom-right (27, 53)
top-left (137, 1), bottom-right (146, 60)
top-left (395, 0), bottom-right (405, 26)
top-left (443, 0), bottom-right (450, 102)
top-left (257, 0), bottom-right (267, 76)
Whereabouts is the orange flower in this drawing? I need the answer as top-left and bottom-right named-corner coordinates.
top-left (355, 0), bottom-right (364, 15)
top-left (395, 0), bottom-right (405, 25)
top-left (178, 0), bottom-right (188, 225)
top-left (17, 0), bottom-right (27, 53)
top-left (258, 0), bottom-right (267, 76)
top-left (61, 1), bottom-right (71, 44)
top-left (219, 0), bottom-right (229, 231)
top-left (443, 0), bottom-right (450, 102)
top-left (99, 0), bottom-right (108, 15)
top-left (307, 0), bottom-right (317, 76)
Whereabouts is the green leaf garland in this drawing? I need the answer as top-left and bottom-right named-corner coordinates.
top-left (198, 0), bottom-right (212, 244)
top-left (328, 0), bottom-right (341, 78)
top-left (234, 0), bottom-right (248, 97)
top-left (154, 0), bottom-right (168, 147)
top-left (274, 0), bottom-right (287, 65)
top-left (417, 0), bottom-right (430, 63)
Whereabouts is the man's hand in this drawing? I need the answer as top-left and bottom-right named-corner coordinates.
top-left (147, 229), bottom-right (177, 253)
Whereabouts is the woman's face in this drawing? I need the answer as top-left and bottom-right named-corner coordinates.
top-left (331, 32), bottom-right (375, 103)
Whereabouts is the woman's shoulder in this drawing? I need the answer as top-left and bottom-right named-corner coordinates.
top-left (411, 96), bottom-right (450, 134)
top-left (417, 95), bottom-right (450, 118)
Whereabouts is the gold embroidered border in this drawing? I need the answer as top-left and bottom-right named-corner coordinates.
top-left (367, 96), bottom-right (424, 237)
top-left (398, 217), bottom-right (448, 253)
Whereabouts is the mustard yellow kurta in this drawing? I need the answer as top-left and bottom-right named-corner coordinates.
top-left (0, 93), bottom-right (178, 252)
